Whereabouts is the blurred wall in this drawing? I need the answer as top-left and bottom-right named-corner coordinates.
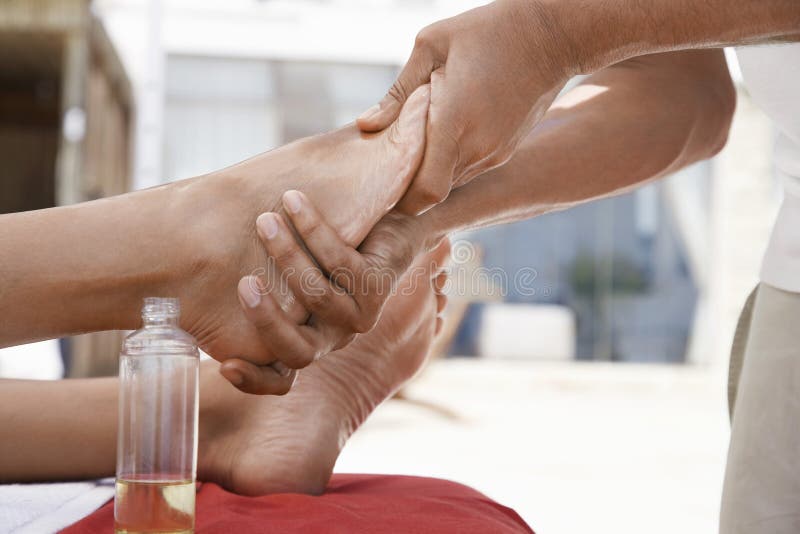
top-left (0, 0), bottom-right (134, 378)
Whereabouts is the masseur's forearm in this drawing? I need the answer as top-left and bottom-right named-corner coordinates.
top-left (249, 50), bottom-right (734, 358)
top-left (545, 0), bottom-right (800, 74)
top-left (0, 184), bottom-right (192, 347)
top-left (419, 50), bottom-right (734, 239)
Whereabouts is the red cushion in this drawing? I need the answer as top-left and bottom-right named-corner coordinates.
top-left (63, 474), bottom-right (533, 533)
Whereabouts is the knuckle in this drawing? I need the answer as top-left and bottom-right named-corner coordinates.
top-left (414, 29), bottom-right (431, 49)
top-left (272, 245), bottom-right (301, 266)
top-left (303, 287), bottom-right (334, 313)
top-left (335, 250), bottom-right (358, 272)
top-left (414, 24), bottom-right (440, 50)
top-left (298, 216), bottom-right (323, 239)
top-left (389, 243), bottom-right (416, 272)
top-left (387, 81), bottom-right (408, 104)
top-left (331, 266), bottom-right (357, 291)
top-left (251, 311), bottom-right (277, 330)
top-left (323, 251), bottom-right (353, 276)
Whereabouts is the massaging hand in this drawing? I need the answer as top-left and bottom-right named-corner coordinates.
top-left (357, 0), bottom-right (572, 215)
top-left (234, 190), bottom-right (443, 366)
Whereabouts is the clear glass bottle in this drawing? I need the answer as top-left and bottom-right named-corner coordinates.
top-left (115, 297), bottom-right (199, 534)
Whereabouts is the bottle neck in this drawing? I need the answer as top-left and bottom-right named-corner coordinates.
top-left (141, 297), bottom-right (181, 328)
top-left (142, 314), bottom-right (179, 327)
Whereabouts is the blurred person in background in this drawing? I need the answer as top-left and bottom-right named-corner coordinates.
top-left (248, 1), bottom-right (798, 532)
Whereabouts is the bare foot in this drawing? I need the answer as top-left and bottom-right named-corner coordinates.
top-left (198, 241), bottom-right (449, 495)
top-left (169, 86), bottom-right (431, 391)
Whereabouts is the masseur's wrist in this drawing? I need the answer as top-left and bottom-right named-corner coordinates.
top-left (529, 0), bottom-right (625, 75)
top-left (499, 0), bottom-right (584, 80)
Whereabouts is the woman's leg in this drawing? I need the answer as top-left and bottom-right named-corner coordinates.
top-left (0, 242), bottom-right (448, 494)
top-left (720, 283), bottom-right (800, 533)
top-left (0, 87), bottom-right (430, 394)
top-left (0, 376), bottom-right (117, 482)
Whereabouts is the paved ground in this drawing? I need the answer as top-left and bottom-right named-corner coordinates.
top-left (335, 359), bottom-right (730, 534)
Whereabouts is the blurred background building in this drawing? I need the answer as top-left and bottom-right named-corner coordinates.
top-left (0, 0), bottom-right (133, 378)
top-left (0, 0), bottom-right (783, 532)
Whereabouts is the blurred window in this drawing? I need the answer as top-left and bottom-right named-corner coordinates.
top-left (164, 56), bottom-right (279, 180)
top-left (163, 55), bottom-right (396, 179)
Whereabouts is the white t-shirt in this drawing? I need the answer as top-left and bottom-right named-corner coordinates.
top-left (737, 44), bottom-right (800, 293)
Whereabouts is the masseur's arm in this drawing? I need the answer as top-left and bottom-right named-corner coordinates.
top-left (360, 0), bottom-right (796, 214)
top-left (244, 50), bottom-right (734, 377)
top-left (555, 0), bottom-right (800, 70)
top-left (421, 50), bottom-right (736, 238)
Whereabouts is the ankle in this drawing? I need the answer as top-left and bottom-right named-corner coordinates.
top-left (310, 343), bottom-right (421, 437)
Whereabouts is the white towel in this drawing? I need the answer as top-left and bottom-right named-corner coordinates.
top-left (0, 479), bottom-right (114, 534)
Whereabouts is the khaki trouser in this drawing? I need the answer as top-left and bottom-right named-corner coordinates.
top-left (721, 283), bottom-right (800, 533)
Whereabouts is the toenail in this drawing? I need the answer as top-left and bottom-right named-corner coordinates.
top-left (257, 213), bottom-right (279, 239)
top-left (283, 190), bottom-right (302, 214)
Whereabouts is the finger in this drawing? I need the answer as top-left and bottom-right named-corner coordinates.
top-left (357, 37), bottom-right (436, 132)
top-left (256, 213), bottom-right (366, 330)
top-left (277, 197), bottom-right (384, 334)
top-left (219, 358), bottom-right (297, 396)
top-left (357, 216), bottom-right (425, 284)
top-left (395, 95), bottom-right (459, 215)
top-left (237, 276), bottom-right (324, 369)
top-left (380, 83), bottom-right (431, 202)
top-left (281, 190), bottom-right (362, 292)
top-left (269, 361), bottom-right (293, 377)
